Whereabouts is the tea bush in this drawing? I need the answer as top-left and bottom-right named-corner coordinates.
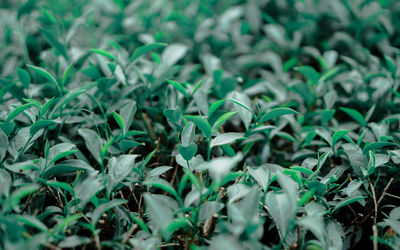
top-left (1, 0), bottom-right (400, 249)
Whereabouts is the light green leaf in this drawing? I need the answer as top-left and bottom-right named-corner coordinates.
top-left (0, 169), bottom-right (11, 197)
top-left (181, 122), bottom-right (195, 146)
top-left (167, 80), bottom-right (188, 98)
top-left (260, 107), bottom-right (298, 123)
top-left (228, 91), bottom-right (254, 129)
top-left (78, 129), bottom-right (105, 164)
top-left (120, 102), bottom-right (136, 134)
top-left (113, 111), bottom-right (125, 134)
top-left (144, 193), bottom-right (178, 240)
top-left (48, 143), bottom-right (77, 164)
top-left (212, 111), bottom-right (238, 132)
top-left (74, 175), bottom-right (104, 209)
top-left (106, 154), bottom-right (139, 195)
top-left (90, 48), bottom-right (117, 61)
top-left (16, 215), bottom-right (48, 232)
top-left (247, 166), bottom-right (270, 191)
top-left (210, 132), bottom-right (244, 148)
top-left (0, 130), bottom-right (8, 161)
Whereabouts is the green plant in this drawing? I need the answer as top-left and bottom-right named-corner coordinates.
top-left (1, 0), bottom-right (400, 249)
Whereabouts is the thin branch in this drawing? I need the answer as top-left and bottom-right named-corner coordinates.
top-left (384, 193), bottom-right (400, 200)
top-left (369, 181), bottom-right (378, 225)
top-left (122, 224), bottom-right (138, 244)
top-left (377, 178), bottom-right (394, 205)
top-left (369, 181), bottom-right (379, 250)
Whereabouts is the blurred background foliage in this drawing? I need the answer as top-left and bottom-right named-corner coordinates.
top-left (1, 0), bottom-right (400, 249)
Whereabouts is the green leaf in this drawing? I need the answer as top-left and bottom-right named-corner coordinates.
top-left (27, 64), bottom-right (60, 92)
top-left (340, 107), bottom-right (366, 126)
top-left (227, 97), bottom-right (254, 115)
top-left (143, 193), bottom-right (177, 240)
top-left (0, 130), bottom-right (8, 162)
top-left (147, 166), bottom-right (173, 179)
top-left (91, 199), bottom-right (127, 225)
top-left (247, 166), bottom-right (270, 191)
top-left (106, 155), bottom-right (139, 196)
top-left (6, 103), bottom-right (34, 122)
top-left (30, 120), bottom-right (57, 136)
top-left (332, 196), bottom-right (367, 213)
top-left (74, 175), bottom-right (104, 209)
top-left (16, 215), bottom-right (48, 232)
top-left (259, 107), bottom-right (298, 123)
top-left (52, 87), bottom-right (92, 115)
top-left (320, 66), bottom-right (341, 83)
top-left (130, 42), bottom-right (167, 61)
top-left (113, 111), bottom-right (125, 134)
top-left (290, 166), bottom-right (313, 175)
top-left (192, 79), bottom-right (204, 95)
top-left (306, 181), bottom-right (327, 196)
top-left (363, 141), bottom-right (396, 154)
top-left (6, 184), bottom-right (40, 212)
top-left (332, 130), bottom-right (349, 146)
top-left (41, 28), bottom-right (69, 60)
top-left (54, 214), bottom-right (82, 232)
top-left (294, 65), bottom-right (320, 84)
top-left (58, 236), bottom-right (91, 249)
top-left (209, 99), bottom-right (225, 118)
top-left (42, 159), bottom-right (94, 178)
top-left (178, 142), bottom-right (197, 161)
top-left (0, 169), bottom-right (11, 197)
top-left (321, 109), bottom-right (336, 125)
top-left (39, 97), bottom-right (55, 118)
top-left (165, 218), bottom-right (190, 235)
top-left (212, 111), bottom-right (238, 132)
top-left (142, 149), bottom-right (156, 168)
top-left (181, 122), bottom-right (195, 146)
top-left (145, 178), bottom-right (180, 201)
top-left (210, 132), bottom-right (245, 148)
top-left (62, 64), bottom-right (74, 87)
top-left (16, 68), bottom-right (31, 88)
top-left (202, 153), bottom-right (243, 183)
top-left (186, 115), bottom-right (212, 139)
top-left (78, 129), bottom-right (105, 164)
top-left (130, 213), bottom-right (150, 233)
top-left (48, 143), bottom-right (77, 164)
top-left (120, 102), bottom-right (137, 135)
top-left (228, 91), bottom-right (254, 129)
top-left (41, 8), bottom-right (57, 24)
top-left (167, 80), bottom-right (188, 98)
top-left (41, 180), bottom-right (73, 194)
top-left (90, 48), bottom-right (117, 61)
top-left (265, 191), bottom-right (295, 236)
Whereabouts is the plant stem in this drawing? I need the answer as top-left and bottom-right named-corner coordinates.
top-left (206, 139), bottom-right (211, 161)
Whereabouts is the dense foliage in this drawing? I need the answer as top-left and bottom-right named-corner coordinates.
top-left (1, 0), bottom-right (400, 249)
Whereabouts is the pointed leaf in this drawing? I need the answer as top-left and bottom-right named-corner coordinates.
top-left (260, 108), bottom-right (298, 123)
